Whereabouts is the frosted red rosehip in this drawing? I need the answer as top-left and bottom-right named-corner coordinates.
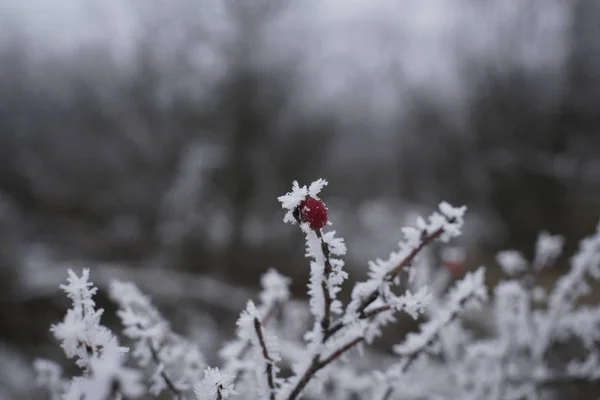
top-left (295, 196), bottom-right (328, 230)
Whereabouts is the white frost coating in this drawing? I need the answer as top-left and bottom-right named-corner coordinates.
top-left (346, 202), bottom-right (467, 327)
top-left (553, 307), bottom-right (600, 348)
top-left (437, 202), bottom-right (468, 242)
top-left (51, 269), bottom-right (127, 370)
top-left (221, 268), bottom-right (291, 377)
top-left (533, 231), bottom-right (564, 268)
top-left (534, 222), bottom-right (600, 357)
top-left (236, 301), bottom-right (281, 399)
top-left (33, 359), bottom-right (66, 400)
top-left (63, 344), bottom-right (144, 400)
top-left (494, 281), bottom-right (533, 347)
top-left (394, 287), bottom-right (434, 320)
top-left (357, 285), bottom-right (434, 338)
top-left (194, 367), bottom-right (238, 400)
top-left (496, 250), bottom-right (528, 275)
top-left (259, 268), bottom-right (291, 311)
top-left (393, 267), bottom-right (487, 356)
top-left (49, 269), bottom-right (144, 400)
top-left (303, 228), bottom-right (349, 349)
top-left (567, 352), bottom-right (600, 380)
top-left (109, 281), bottom-right (205, 395)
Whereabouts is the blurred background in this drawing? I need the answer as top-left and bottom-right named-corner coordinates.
top-left (1, 0), bottom-right (600, 397)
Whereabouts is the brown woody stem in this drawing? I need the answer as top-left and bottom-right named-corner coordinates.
top-left (254, 317), bottom-right (276, 400)
top-left (288, 218), bottom-right (446, 399)
top-left (148, 341), bottom-right (182, 400)
top-left (315, 229), bottom-right (333, 336)
top-left (325, 227), bottom-right (444, 341)
top-left (356, 227), bottom-right (444, 317)
top-left (286, 337), bottom-right (365, 400)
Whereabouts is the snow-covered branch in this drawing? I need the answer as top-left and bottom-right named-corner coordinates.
top-left (40, 269), bottom-right (144, 400)
top-left (34, 179), bottom-right (600, 400)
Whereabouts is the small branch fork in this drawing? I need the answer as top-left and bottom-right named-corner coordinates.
top-left (134, 321), bottom-right (181, 400)
top-left (254, 317), bottom-right (276, 400)
top-left (286, 227), bottom-right (446, 400)
top-left (235, 302), bottom-right (280, 360)
top-left (232, 302), bottom-right (282, 387)
top-left (356, 227), bottom-right (445, 318)
top-left (326, 227), bottom-right (445, 340)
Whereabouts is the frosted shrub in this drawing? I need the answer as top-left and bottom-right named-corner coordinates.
top-left (35, 179), bottom-right (600, 399)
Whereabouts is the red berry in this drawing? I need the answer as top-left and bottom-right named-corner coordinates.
top-left (297, 197), bottom-right (328, 230)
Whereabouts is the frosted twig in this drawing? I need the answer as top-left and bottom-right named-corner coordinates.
top-left (147, 340), bottom-right (183, 400)
top-left (254, 317), bottom-right (276, 400)
top-left (357, 227), bottom-right (444, 318)
top-left (326, 227), bottom-right (444, 341)
top-left (231, 302), bottom-right (280, 363)
top-left (316, 229), bottom-right (334, 336)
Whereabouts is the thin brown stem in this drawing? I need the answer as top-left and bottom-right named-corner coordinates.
top-left (235, 302), bottom-right (280, 361)
top-left (325, 228), bottom-right (444, 341)
top-left (287, 218), bottom-right (447, 399)
top-left (315, 229), bottom-right (333, 335)
top-left (286, 336), bottom-right (365, 400)
top-left (134, 321), bottom-right (182, 400)
top-left (326, 305), bottom-right (392, 343)
top-left (381, 387), bottom-right (394, 400)
top-left (286, 355), bottom-right (319, 400)
top-left (285, 230), bottom-right (337, 400)
top-left (362, 304), bottom-right (392, 319)
top-left (317, 336), bottom-right (365, 367)
top-left (383, 295), bottom-right (471, 400)
top-left (148, 342), bottom-right (182, 400)
top-left (356, 227), bottom-right (444, 317)
top-left (254, 317), bottom-right (276, 400)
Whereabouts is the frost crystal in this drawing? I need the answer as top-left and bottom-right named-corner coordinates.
top-left (46, 269), bottom-right (144, 400)
top-left (395, 287), bottom-right (433, 320)
top-left (496, 250), bottom-right (528, 275)
top-left (236, 301), bottom-right (280, 398)
top-left (109, 281), bottom-right (205, 394)
top-left (534, 231), bottom-right (564, 269)
top-left (346, 202), bottom-right (467, 331)
top-left (51, 269), bottom-right (128, 370)
top-left (393, 267), bottom-right (487, 356)
top-left (33, 359), bottom-right (65, 400)
top-left (63, 344), bottom-right (144, 400)
top-left (494, 281), bottom-right (532, 347)
top-left (194, 367), bottom-right (237, 400)
top-left (259, 268), bottom-right (291, 312)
